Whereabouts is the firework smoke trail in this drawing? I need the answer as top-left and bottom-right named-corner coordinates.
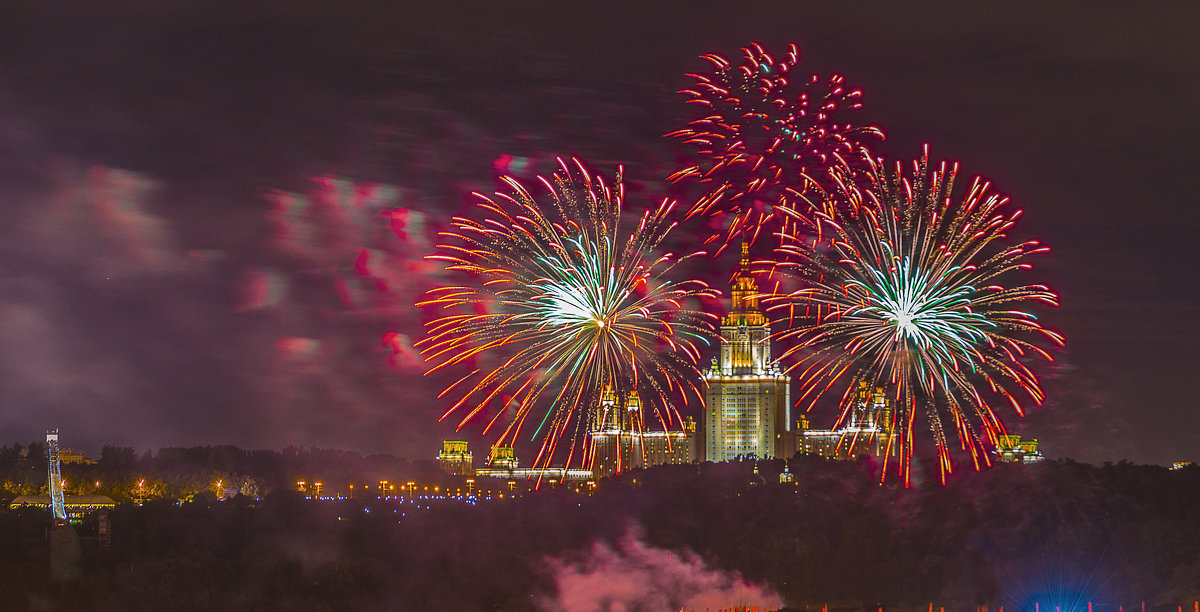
top-left (418, 158), bottom-right (718, 468)
top-left (667, 42), bottom-right (883, 251)
top-left (767, 146), bottom-right (1063, 485)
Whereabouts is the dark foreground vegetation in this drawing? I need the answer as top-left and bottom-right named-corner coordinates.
top-left (2, 457), bottom-right (1199, 611)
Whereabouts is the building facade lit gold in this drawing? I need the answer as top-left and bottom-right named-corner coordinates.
top-left (437, 440), bottom-right (474, 475)
top-left (487, 444), bottom-right (518, 469)
top-left (993, 434), bottom-right (1044, 464)
top-left (701, 243), bottom-right (791, 461)
top-left (795, 382), bottom-right (897, 461)
top-left (587, 387), bottom-right (696, 479)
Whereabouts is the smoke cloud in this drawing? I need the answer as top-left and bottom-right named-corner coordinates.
top-left (539, 528), bottom-right (783, 612)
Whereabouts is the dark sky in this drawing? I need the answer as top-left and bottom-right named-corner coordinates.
top-left (1, 2), bottom-right (1196, 466)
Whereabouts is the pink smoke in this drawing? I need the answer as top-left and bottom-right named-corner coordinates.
top-left (539, 528), bottom-right (783, 612)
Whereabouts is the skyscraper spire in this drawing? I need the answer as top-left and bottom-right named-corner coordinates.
top-left (727, 240), bottom-right (765, 324)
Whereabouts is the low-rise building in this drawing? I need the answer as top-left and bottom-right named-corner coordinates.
top-left (9, 494), bottom-right (115, 519)
top-left (437, 440), bottom-right (474, 476)
top-left (587, 387), bottom-right (696, 479)
top-left (994, 434), bottom-right (1045, 464)
top-left (794, 383), bottom-right (897, 461)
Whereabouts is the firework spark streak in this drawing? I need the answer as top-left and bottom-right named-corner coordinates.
top-left (768, 147), bottom-right (1064, 485)
top-left (667, 42), bottom-right (883, 250)
top-left (418, 158), bottom-right (718, 468)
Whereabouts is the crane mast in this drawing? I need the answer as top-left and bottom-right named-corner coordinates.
top-left (46, 429), bottom-right (67, 522)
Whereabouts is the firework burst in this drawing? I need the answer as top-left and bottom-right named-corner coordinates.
top-left (768, 147), bottom-right (1063, 484)
top-left (418, 158), bottom-right (718, 467)
top-left (667, 42), bottom-right (883, 250)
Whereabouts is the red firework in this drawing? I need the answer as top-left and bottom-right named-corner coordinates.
top-left (667, 42), bottom-right (883, 250)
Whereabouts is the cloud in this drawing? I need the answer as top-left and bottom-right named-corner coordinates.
top-left (15, 162), bottom-right (186, 279)
top-left (226, 175), bottom-right (446, 453)
top-left (0, 159), bottom-right (244, 447)
top-left (539, 527), bottom-right (783, 612)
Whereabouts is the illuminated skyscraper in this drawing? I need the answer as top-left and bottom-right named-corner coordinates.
top-left (701, 244), bottom-right (791, 461)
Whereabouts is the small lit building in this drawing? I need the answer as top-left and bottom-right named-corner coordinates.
top-left (473, 443), bottom-right (592, 482)
top-left (437, 440), bottom-right (474, 476)
top-left (993, 434), bottom-right (1044, 464)
top-left (475, 466), bottom-right (594, 482)
top-left (9, 495), bottom-right (116, 519)
top-left (795, 383), bottom-right (897, 461)
top-left (779, 465), bottom-right (796, 484)
top-left (58, 449), bottom-right (95, 465)
top-left (488, 445), bottom-right (518, 469)
top-left (587, 388), bottom-right (696, 479)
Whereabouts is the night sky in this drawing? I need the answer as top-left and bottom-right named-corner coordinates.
top-left (1, 2), bottom-right (1196, 466)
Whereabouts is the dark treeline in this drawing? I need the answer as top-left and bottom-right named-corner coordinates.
top-left (0, 443), bottom-right (448, 503)
top-left (1, 457), bottom-right (1199, 610)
